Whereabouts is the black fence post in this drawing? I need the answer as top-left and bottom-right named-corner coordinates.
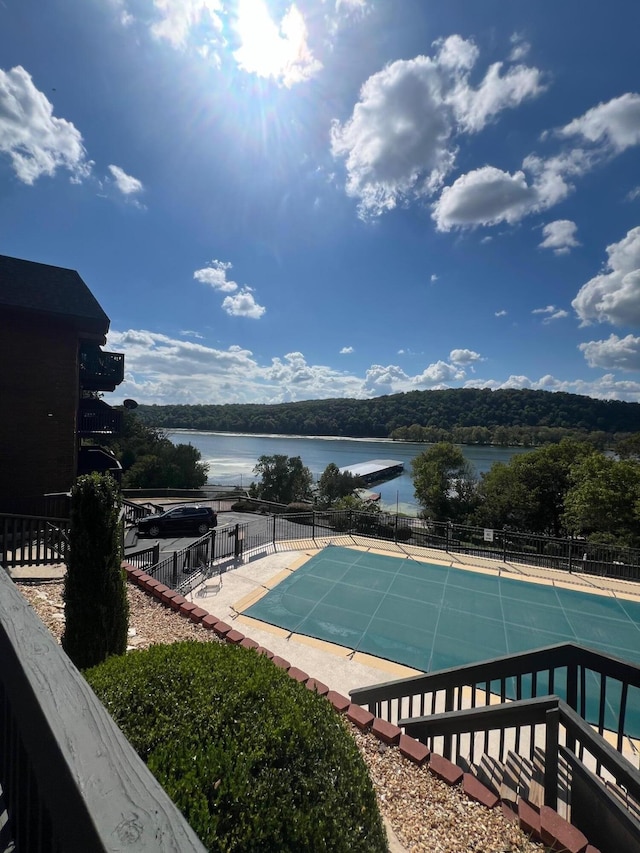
top-left (312, 511), bottom-right (316, 540)
top-left (443, 686), bottom-right (454, 758)
top-left (544, 706), bottom-right (560, 809)
top-left (172, 551), bottom-right (178, 588)
top-left (566, 661), bottom-right (578, 753)
top-left (272, 514), bottom-right (276, 545)
top-left (152, 542), bottom-right (160, 565)
top-left (502, 530), bottom-right (507, 563)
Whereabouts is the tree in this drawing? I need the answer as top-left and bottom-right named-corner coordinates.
top-left (317, 462), bottom-right (362, 506)
top-left (412, 442), bottom-right (477, 522)
top-left (62, 473), bottom-right (129, 669)
top-left (563, 455), bottom-right (640, 546)
top-left (249, 454), bottom-right (313, 504)
top-left (107, 411), bottom-right (208, 489)
top-left (475, 439), bottom-right (594, 535)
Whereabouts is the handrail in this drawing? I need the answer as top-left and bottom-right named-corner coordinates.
top-left (0, 569), bottom-right (206, 851)
top-left (351, 641), bottom-right (640, 707)
top-left (399, 694), bottom-right (640, 816)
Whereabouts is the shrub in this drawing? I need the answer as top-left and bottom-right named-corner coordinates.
top-left (231, 499), bottom-right (256, 512)
top-left (285, 502), bottom-right (314, 514)
top-left (62, 473), bottom-right (128, 669)
top-left (86, 642), bottom-right (386, 853)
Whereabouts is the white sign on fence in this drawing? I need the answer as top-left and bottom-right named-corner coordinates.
top-left (484, 528), bottom-right (494, 543)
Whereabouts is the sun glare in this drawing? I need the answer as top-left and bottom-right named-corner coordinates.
top-left (232, 0), bottom-right (321, 87)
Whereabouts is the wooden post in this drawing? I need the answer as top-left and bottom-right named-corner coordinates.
top-left (544, 706), bottom-right (559, 809)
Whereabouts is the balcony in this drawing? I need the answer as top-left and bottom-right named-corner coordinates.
top-left (79, 345), bottom-right (124, 392)
top-left (0, 567), bottom-right (206, 852)
top-left (77, 398), bottom-right (123, 436)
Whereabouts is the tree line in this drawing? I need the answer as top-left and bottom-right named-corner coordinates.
top-left (134, 388), bottom-right (640, 446)
top-left (412, 439), bottom-right (640, 548)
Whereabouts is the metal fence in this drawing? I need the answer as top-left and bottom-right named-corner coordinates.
top-left (137, 509), bottom-right (640, 594)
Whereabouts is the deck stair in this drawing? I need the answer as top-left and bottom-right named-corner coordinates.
top-left (350, 642), bottom-right (640, 852)
top-left (461, 748), bottom-right (570, 819)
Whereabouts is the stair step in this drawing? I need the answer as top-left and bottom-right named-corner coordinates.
top-left (464, 747), bottom-right (574, 821)
top-left (503, 751), bottom-right (545, 810)
top-left (472, 754), bottom-right (504, 796)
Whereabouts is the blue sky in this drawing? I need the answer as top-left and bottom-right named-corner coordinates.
top-left (1, 0), bottom-right (640, 406)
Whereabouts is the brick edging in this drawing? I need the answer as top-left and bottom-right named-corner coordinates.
top-left (123, 563), bottom-right (599, 853)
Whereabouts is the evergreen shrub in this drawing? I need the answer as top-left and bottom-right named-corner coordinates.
top-left (86, 642), bottom-right (386, 853)
top-left (62, 473), bottom-right (128, 669)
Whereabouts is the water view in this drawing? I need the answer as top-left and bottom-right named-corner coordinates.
top-left (166, 431), bottom-right (531, 514)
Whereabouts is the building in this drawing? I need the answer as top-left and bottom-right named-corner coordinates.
top-left (0, 254), bottom-right (124, 514)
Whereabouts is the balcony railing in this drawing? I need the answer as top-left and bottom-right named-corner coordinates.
top-left (79, 346), bottom-right (124, 392)
top-left (0, 513), bottom-right (70, 567)
top-left (77, 399), bottom-right (123, 436)
top-left (0, 569), bottom-right (206, 852)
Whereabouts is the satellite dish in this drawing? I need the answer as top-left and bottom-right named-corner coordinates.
top-left (123, 399), bottom-right (138, 410)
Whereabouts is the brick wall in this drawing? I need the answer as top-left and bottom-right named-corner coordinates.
top-left (0, 312), bottom-right (80, 510)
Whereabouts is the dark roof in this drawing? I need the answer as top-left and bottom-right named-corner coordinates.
top-left (0, 254), bottom-right (110, 335)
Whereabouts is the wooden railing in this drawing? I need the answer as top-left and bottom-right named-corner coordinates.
top-left (350, 642), bottom-right (640, 745)
top-left (352, 643), bottom-right (640, 853)
top-left (0, 568), bottom-right (206, 852)
top-left (399, 696), bottom-right (640, 852)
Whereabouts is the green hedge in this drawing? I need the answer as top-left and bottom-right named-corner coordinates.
top-left (86, 642), bottom-right (386, 853)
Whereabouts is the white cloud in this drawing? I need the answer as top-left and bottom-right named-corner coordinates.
top-left (340, 346), bottom-right (354, 354)
top-left (539, 219), bottom-right (580, 255)
top-left (495, 309), bottom-right (507, 317)
top-left (560, 92), bottom-right (640, 152)
top-left (532, 305), bottom-right (569, 323)
top-left (627, 186), bottom-right (640, 202)
top-left (107, 0), bottom-right (134, 26)
top-left (108, 328), bottom-right (640, 405)
top-left (432, 166), bottom-right (536, 230)
top-left (508, 34), bottom-right (531, 62)
top-left (108, 164), bottom-right (143, 196)
top-left (0, 66), bottom-right (90, 185)
top-left (579, 334), bottom-right (640, 371)
top-left (222, 288), bottom-right (266, 318)
top-left (150, 0), bottom-right (223, 50)
top-left (194, 259), bottom-right (238, 292)
top-left (434, 34), bottom-right (479, 71)
top-left (572, 226), bottom-right (640, 326)
top-left (432, 90), bottom-right (640, 233)
top-left (463, 372), bottom-right (640, 401)
top-left (180, 329), bottom-right (204, 339)
top-left (433, 146), bottom-right (597, 231)
top-left (233, 1), bottom-right (321, 87)
top-left (448, 61), bottom-right (545, 134)
top-left (331, 55), bottom-right (455, 217)
top-left (430, 274), bottom-right (439, 283)
top-left (417, 360), bottom-right (466, 384)
top-left (449, 348), bottom-right (482, 365)
top-left (331, 37), bottom-right (544, 218)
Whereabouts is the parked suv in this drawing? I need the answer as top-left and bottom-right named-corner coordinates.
top-left (137, 505), bottom-right (217, 538)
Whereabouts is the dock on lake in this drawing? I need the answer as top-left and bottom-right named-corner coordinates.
top-left (339, 459), bottom-right (404, 486)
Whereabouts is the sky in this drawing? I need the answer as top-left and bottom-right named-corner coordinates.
top-left (1, 0), bottom-right (640, 407)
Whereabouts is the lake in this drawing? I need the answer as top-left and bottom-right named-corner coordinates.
top-left (166, 431), bottom-right (532, 515)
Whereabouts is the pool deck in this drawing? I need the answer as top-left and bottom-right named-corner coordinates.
top-left (10, 536), bottom-right (640, 764)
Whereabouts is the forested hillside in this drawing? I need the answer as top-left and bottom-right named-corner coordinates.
top-left (134, 388), bottom-right (640, 446)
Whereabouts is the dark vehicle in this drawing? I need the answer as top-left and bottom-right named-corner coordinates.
top-left (137, 505), bottom-right (217, 538)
